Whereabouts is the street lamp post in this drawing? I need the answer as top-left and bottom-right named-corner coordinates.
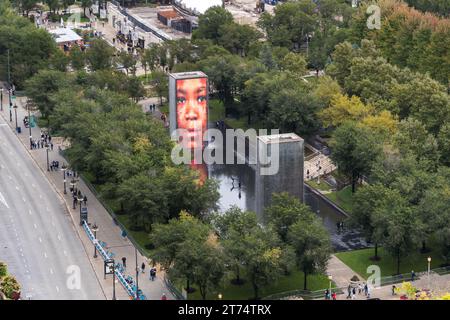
top-left (45, 143), bottom-right (50, 171)
top-left (61, 164), bottom-right (67, 194)
top-left (113, 262), bottom-right (117, 300)
top-left (78, 194), bottom-right (84, 216)
top-left (427, 257), bottom-right (431, 290)
top-left (1, 88), bottom-right (3, 111)
top-left (135, 247), bottom-right (139, 300)
top-left (328, 275), bottom-right (332, 300)
top-left (13, 103), bottom-right (18, 132)
top-left (70, 178), bottom-right (78, 208)
top-left (9, 89), bottom-right (12, 122)
top-left (92, 223), bottom-right (99, 258)
top-left (27, 100), bottom-right (32, 149)
top-left (106, 244), bottom-right (141, 300)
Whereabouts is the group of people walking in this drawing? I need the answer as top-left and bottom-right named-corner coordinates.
top-left (347, 283), bottom-right (371, 299)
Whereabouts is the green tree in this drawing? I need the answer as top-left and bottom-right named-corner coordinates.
top-left (288, 215), bottom-right (331, 290)
top-left (86, 38), bottom-right (114, 71)
top-left (192, 6), bottom-right (233, 43)
top-left (372, 190), bottom-right (422, 275)
top-left (330, 121), bottom-right (383, 193)
top-left (117, 51), bottom-right (137, 75)
top-left (318, 93), bottom-right (374, 128)
top-left (257, 0), bottom-right (318, 49)
top-left (265, 192), bottom-right (313, 243)
top-left (69, 44), bottom-right (85, 71)
top-left (352, 183), bottom-right (393, 260)
top-left (49, 49), bottom-right (69, 72)
top-left (211, 206), bottom-right (259, 285)
top-left (243, 227), bottom-right (283, 299)
top-left (438, 123), bottom-right (450, 166)
top-left (24, 69), bottom-right (71, 123)
top-left (149, 70), bottom-right (168, 105)
top-left (218, 22), bottom-right (262, 57)
top-left (393, 118), bottom-right (441, 170)
top-left (172, 236), bottom-right (225, 299)
top-left (266, 81), bottom-right (320, 135)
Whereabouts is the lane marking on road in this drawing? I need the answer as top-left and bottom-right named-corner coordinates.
top-left (39, 194), bottom-right (43, 199)
top-left (38, 237), bottom-right (42, 243)
top-left (0, 164), bottom-right (4, 168)
top-left (15, 186), bottom-right (19, 190)
top-left (49, 268), bottom-right (54, 275)
top-left (57, 234), bottom-right (61, 241)
top-left (55, 286), bottom-right (59, 293)
top-left (0, 192), bottom-right (9, 208)
top-left (22, 197), bottom-right (26, 203)
top-left (33, 223), bottom-right (37, 229)
top-left (8, 175), bottom-right (12, 180)
top-left (63, 250), bottom-right (68, 257)
top-left (29, 209), bottom-right (32, 215)
top-left (44, 252), bottom-right (47, 258)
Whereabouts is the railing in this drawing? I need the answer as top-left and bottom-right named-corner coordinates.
top-left (163, 275), bottom-right (186, 300)
top-left (82, 220), bottom-right (144, 299)
top-left (262, 287), bottom-right (344, 300)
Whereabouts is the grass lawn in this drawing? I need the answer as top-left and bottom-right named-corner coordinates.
top-left (336, 244), bottom-right (447, 280)
top-left (306, 178), bottom-right (333, 192)
top-left (158, 103), bottom-right (169, 115)
top-left (61, 14), bottom-right (90, 23)
top-left (324, 186), bottom-right (353, 213)
top-left (179, 270), bottom-right (334, 300)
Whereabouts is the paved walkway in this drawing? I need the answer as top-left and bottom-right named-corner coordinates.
top-left (0, 89), bottom-right (174, 300)
top-left (324, 254), bottom-right (450, 300)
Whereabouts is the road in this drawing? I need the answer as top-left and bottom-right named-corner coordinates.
top-left (0, 116), bottom-right (105, 299)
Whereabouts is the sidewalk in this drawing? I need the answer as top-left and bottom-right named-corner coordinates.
top-left (0, 90), bottom-right (174, 300)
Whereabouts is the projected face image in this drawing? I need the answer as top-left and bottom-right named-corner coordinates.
top-left (176, 78), bottom-right (208, 149)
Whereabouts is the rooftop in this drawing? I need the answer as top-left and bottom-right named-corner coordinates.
top-left (48, 27), bottom-right (82, 44)
top-left (258, 133), bottom-right (304, 144)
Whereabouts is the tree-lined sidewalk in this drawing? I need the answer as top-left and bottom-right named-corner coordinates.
top-left (0, 92), bottom-right (174, 300)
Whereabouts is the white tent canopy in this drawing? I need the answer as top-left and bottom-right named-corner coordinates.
top-left (48, 28), bottom-right (82, 44)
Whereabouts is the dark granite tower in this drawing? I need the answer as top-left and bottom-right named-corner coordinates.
top-left (255, 133), bottom-right (304, 221)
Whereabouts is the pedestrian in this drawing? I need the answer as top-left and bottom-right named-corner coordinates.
top-left (347, 284), bottom-right (351, 299)
top-left (392, 285), bottom-right (396, 295)
top-left (50, 142), bottom-right (53, 151)
top-left (141, 262), bottom-right (145, 273)
top-left (364, 283), bottom-right (368, 296)
top-left (331, 292), bottom-right (337, 300)
top-left (411, 270), bottom-right (416, 281)
top-left (336, 222), bottom-right (340, 233)
top-left (161, 293), bottom-right (167, 300)
top-left (150, 267), bottom-right (156, 281)
top-left (83, 195), bottom-right (87, 206)
top-left (358, 283), bottom-right (362, 294)
top-left (325, 289), bottom-right (329, 300)
top-left (351, 288), bottom-right (356, 300)
top-left (113, 37), bottom-right (116, 44)
top-left (122, 257), bottom-right (127, 268)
